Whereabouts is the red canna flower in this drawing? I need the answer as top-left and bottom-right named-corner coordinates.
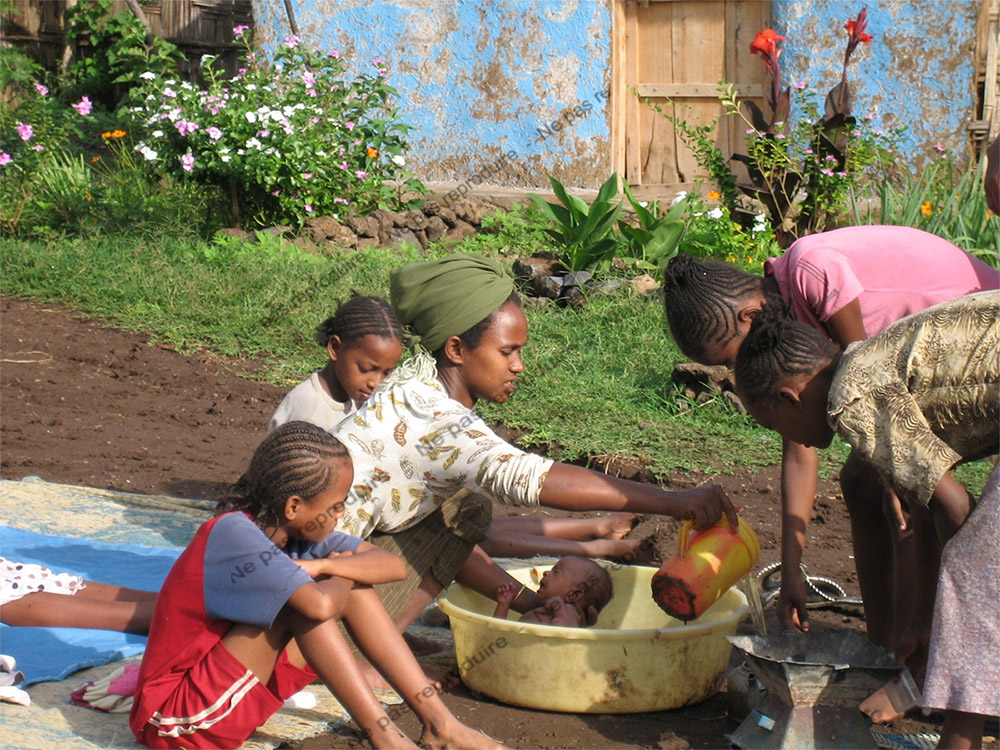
top-left (750, 29), bottom-right (786, 61)
top-left (844, 6), bottom-right (872, 48)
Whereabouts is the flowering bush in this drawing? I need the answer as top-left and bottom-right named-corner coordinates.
top-left (121, 29), bottom-right (424, 226)
top-left (675, 191), bottom-right (779, 271)
top-left (642, 6), bottom-right (901, 247)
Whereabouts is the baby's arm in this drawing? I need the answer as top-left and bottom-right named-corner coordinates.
top-left (294, 541), bottom-right (406, 584)
top-left (493, 582), bottom-right (517, 619)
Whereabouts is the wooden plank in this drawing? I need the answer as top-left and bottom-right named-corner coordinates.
top-left (670, 1), bottom-right (726, 181)
top-left (624, 0), bottom-right (643, 185)
top-left (727, 0), bottom-right (771, 182)
top-left (639, 0), bottom-right (679, 184)
top-left (635, 82), bottom-right (763, 98)
top-left (611, 0), bottom-right (627, 176)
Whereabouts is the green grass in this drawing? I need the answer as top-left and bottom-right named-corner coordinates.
top-left (1, 218), bottom-right (991, 490)
top-left (0, 224), bottom-right (800, 479)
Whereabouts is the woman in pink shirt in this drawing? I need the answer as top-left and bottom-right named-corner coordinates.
top-left (662, 225), bottom-right (998, 656)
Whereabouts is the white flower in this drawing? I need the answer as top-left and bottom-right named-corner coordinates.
top-left (751, 214), bottom-right (768, 233)
top-left (707, 207), bottom-right (723, 219)
top-left (670, 190), bottom-right (688, 206)
top-left (137, 144), bottom-right (158, 161)
top-left (139, 71), bottom-right (156, 80)
top-left (392, 154), bottom-right (406, 167)
top-left (246, 137), bottom-right (262, 149)
top-left (245, 111), bottom-right (257, 123)
top-left (152, 130), bottom-right (164, 138)
top-left (221, 154), bottom-right (232, 163)
top-left (638, 200), bottom-right (648, 208)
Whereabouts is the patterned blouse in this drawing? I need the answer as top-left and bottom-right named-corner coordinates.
top-left (828, 291), bottom-right (1000, 507)
top-left (331, 357), bottom-right (553, 538)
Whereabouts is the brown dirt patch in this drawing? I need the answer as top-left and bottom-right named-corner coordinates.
top-left (1, 296), bottom-right (980, 748)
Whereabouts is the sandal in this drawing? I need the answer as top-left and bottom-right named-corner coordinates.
top-left (757, 561), bottom-right (863, 609)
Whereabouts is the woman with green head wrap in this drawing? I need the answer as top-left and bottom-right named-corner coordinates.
top-left (332, 252), bottom-right (737, 632)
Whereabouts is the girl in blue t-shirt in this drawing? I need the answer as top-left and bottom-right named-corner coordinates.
top-left (130, 421), bottom-right (504, 750)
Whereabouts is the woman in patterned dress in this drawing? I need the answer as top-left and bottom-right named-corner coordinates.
top-left (330, 253), bottom-right (738, 637)
top-left (732, 292), bottom-right (999, 749)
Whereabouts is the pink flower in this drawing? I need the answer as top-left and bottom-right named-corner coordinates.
top-left (207, 126), bottom-right (223, 140)
top-left (180, 152), bottom-right (195, 172)
top-left (284, 35), bottom-right (300, 47)
top-left (820, 168), bottom-right (834, 176)
top-left (345, 121), bottom-right (355, 131)
top-left (163, 88), bottom-right (177, 98)
top-left (72, 96), bottom-right (92, 116)
top-left (330, 50), bottom-right (340, 58)
top-left (934, 143), bottom-right (946, 152)
top-left (794, 81), bottom-right (806, 90)
top-left (16, 122), bottom-right (33, 141)
top-left (339, 161), bottom-right (348, 170)
top-left (33, 83), bottom-right (48, 96)
top-left (175, 120), bottom-right (199, 136)
top-left (333, 197), bottom-right (349, 205)
top-left (306, 89), bottom-right (317, 98)
top-left (355, 170), bottom-right (368, 179)
top-left (271, 190), bottom-right (281, 196)
top-left (233, 25), bottom-right (250, 37)
top-left (0, 152), bottom-right (12, 165)
top-left (33, 144), bottom-right (44, 152)
top-left (305, 203), bottom-right (313, 212)
top-left (303, 173), bottom-right (313, 179)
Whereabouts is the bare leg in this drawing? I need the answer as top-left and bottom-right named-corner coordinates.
top-left (1, 591), bottom-right (155, 634)
top-left (399, 575), bottom-right (445, 657)
top-left (221, 577), bottom-right (418, 749)
top-left (341, 586), bottom-right (504, 750)
top-left (841, 452), bottom-right (896, 648)
top-left (488, 513), bottom-right (637, 541)
top-left (480, 527), bottom-right (647, 562)
top-left (75, 581), bottom-right (158, 602)
top-left (938, 710), bottom-right (986, 750)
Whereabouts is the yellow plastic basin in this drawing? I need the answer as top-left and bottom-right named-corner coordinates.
top-left (438, 564), bottom-right (748, 713)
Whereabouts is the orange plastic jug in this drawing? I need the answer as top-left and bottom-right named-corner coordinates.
top-left (651, 516), bottom-right (760, 621)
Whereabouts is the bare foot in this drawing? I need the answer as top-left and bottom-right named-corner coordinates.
top-left (403, 630), bottom-right (445, 656)
top-left (420, 718), bottom-right (508, 749)
top-left (362, 720), bottom-right (420, 749)
top-left (595, 512), bottom-right (639, 540)
top-left (586, 536), bottom-right (661, 565)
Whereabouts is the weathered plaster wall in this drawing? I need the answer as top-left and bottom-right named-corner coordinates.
top-left (253, 0), bottom-right (613, 191)
top-left (252, 0), bottom-right (978, 191)
top-left (772, 0), bottom-right (979, 164)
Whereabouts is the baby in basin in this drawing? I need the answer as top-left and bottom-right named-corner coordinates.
top-left (493, 556), bottom-right (613, 627)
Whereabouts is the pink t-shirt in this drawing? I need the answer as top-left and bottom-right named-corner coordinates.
top-left (765, 226), bottom-right (999, 337)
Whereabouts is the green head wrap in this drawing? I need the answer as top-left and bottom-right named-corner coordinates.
top-left (390, 252), bottom-right (515, 353)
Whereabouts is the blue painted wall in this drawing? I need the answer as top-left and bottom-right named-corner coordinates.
top-left (253, 0), bottom-right (978, 191)
top-left (253, 0), bottom-right (613, 191)
top-left (771, 0), bottom-right (979, 166)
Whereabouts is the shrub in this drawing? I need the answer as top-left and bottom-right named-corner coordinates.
top-left (121, 28), bottom-right (425, 227)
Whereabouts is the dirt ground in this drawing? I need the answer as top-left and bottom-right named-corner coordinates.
top-left (1, 296), bottom-right (987, 749)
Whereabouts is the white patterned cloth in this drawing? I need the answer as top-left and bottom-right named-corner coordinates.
top-left (332, 354), bottom-right (552, 539)
top-left (0, 557), bottom-right (85, 606)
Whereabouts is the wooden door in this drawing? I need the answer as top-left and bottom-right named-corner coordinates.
top-left (612, 0), bottom-right (771, 190)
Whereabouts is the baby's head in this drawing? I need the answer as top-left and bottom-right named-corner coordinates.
top-left (315, 293), bottom-right (404, 404)
top-left (534, 556), bottom-right (613, 624)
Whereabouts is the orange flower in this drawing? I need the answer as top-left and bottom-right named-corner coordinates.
top-left (366, 146), bottom-right (378, 159)
top-left (90, 156), bottom-right (101, 162)
top-left (101, 131), bottom-right (112, 139)
top-left (750, 29), bottom-right (786, 60)
top-left (706, 190), bottom-right (721, 201)
top-left (111, 129), bottom-right (126, 138)
top-left (920, 201), bottom-right (932, 217)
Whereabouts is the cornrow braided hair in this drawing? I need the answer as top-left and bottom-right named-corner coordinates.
top-left (734, 303), bottom-right (840, 405)
top-left (216, 421), bottom-right (351, 529)
top-left (661, 254), bottom-right (768, 362)
top-left (315, 293), bottom-right (403, 349)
